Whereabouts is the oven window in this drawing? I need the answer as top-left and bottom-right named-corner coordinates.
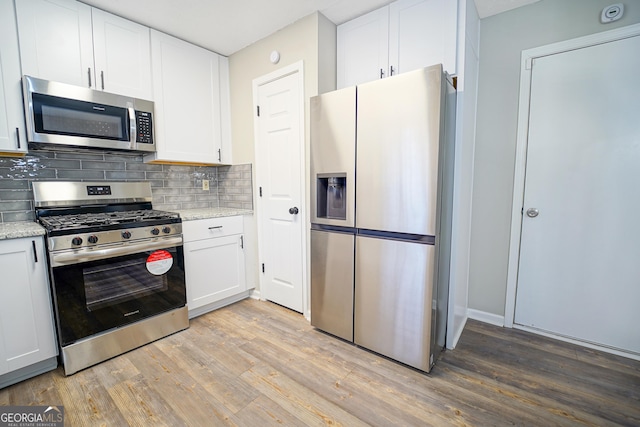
top-left (50, 246), bottom-right (186, 346)
top-left (83, 258), bottom-right (168, 311)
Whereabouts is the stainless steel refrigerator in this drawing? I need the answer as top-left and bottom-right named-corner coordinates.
top-left (310, 65), bottom-right (456, 372)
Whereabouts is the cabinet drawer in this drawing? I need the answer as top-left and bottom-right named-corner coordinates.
top-left (182, 216), bottom-right (243, 242)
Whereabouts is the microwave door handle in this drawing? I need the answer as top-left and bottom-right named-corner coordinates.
top-left (128, 107), bottom-right (136, 149)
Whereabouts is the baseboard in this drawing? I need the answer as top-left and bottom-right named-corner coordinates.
top-left (514, 324), bottom-right (640, 362)
top-left (188, 291), bottom-right (251, 319)
top-left (467, 308), bottom-right (505, 327)
top-left (0, 357), bottom-right (58, 389)
top-left (249, 289), bottom-right (261, 300)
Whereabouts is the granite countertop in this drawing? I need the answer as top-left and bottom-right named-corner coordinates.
top-left (0, 221), bottom-right (46, 240)
top-left (172, 207), bottom-right (253, 221)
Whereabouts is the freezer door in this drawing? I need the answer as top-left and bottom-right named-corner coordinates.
top-left (310, 87), bottom-right (356, 227)
top-left (310, 230), bottom-right (354, 341)
top-left (356, 65), bottom-right (444, 235)
top-left (354, 235), bottom-right (436, 372)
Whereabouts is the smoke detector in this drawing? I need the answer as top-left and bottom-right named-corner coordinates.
top-left (601, 3), bottom-right (624, 23)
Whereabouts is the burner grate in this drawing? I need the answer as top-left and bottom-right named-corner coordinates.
top-left (39, 209), bottom-right (180, 232)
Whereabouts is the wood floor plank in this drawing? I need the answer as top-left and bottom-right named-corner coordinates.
top-left (152, 334), bottom-right (260, 413)
top-left (107, 374), bottom-right (186, 427)
top-left (51, 364), bottom-right (128, 426)
top-left (124, 342), bottom-right (242, 426)
top-left (235, 394), bottom-right (308, 426)
top-left (1, 299), bottom-right (638, 427)
top-left (240, 362), bottom-right (369, 427)
top-left (448, 326), bottom-right (640, 424)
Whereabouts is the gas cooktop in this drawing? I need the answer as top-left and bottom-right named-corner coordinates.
top-left (39, 209), bottom-right (181, 232)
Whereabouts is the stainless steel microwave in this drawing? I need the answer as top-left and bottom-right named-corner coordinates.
top-left (23, 75), bottom-right (155, 153)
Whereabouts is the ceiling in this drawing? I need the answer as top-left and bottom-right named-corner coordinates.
top-left (80, 0), bottom-right (540, 56)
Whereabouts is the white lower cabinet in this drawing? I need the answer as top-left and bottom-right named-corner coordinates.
top-left (0, 237), bottom-right (57, 388)
top-left (183, 216), bottom-right (246, 318)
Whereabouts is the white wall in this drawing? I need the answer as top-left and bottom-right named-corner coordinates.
top-left (468, 0), bottom-right (640, 318)
top-left (447, 0), bottom-right (480, 348)
top-left (228, 13), bottom-right (336, 296)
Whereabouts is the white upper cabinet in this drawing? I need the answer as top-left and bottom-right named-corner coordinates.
top-left (337, 0), bottom-right (458, 89)
top-left (90, 9), bottom-right (153, 99)
top-left (145, 30), bottom-right (231, 165)
top-left (0, 0), bottom-right (27, 155)
top-left (389, 0), bottom-right (457, 76)
top-left (15, 0), bottom-right (152, 100)
top-left (337, 7), bottom-right (390, 88)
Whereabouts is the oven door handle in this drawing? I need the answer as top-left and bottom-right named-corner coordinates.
top-left (50, 236), bottom-right (183, 267)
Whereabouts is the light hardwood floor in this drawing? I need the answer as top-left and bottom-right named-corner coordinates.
top-left (1, 299), bottom-right (639, 426)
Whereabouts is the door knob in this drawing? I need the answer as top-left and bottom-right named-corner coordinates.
top-left (289, 207), bottom-right (299, 215)
top-left (526, 208), bottom-right (539, 218)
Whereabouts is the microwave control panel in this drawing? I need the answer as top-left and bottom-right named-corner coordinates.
top-left (135, 111), bottom-right (153, 144)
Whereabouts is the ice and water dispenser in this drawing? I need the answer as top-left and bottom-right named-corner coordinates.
top-left (316, 173), bottom-right (347, 220)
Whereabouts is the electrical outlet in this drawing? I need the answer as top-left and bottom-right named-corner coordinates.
top-left (202, 179), bottom-right (209, 191)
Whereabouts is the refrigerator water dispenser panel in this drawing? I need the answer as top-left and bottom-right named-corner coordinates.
top-left (317, 173), bottom-right (347, 220)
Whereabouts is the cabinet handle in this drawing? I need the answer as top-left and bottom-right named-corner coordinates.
top-left (218, 148), bottom-right (221, 162)
top-left (101, 71), bottom-right (105, 90)
top-left (16, 127), bottom-right (21, 149)
top-left (88, 68), bottom-right (92, 88)
top-left (380, 68), bottom-right (385, 79)
top-left (32, 240), bottom-right (38, 263)
top-left (390, 66), bottom-right (395, 76)
top-left (240, 235), bottom-right (244, 249)
top-left (208, 226), bottom-right (223, 230)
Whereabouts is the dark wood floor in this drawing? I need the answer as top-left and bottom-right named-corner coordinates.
top-left (1, 299), bottom-right (639, 426)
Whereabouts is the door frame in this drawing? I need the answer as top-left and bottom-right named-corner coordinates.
top-left (252, 61), bottom-right (308, 316)
top-left (505, 24), bottom-right (640, 329)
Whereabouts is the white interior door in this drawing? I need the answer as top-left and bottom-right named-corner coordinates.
top-left (514, 35), bottom-right (640, 355)
top-left (254, 65), bottom-right (304, 313)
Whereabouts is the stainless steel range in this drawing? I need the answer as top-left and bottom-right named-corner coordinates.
top-left (33, 181), bottom-right (188, 375)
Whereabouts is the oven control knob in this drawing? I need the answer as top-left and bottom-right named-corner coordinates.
top-left (121, 231), bottom-right (132, 239)
top-left (88, 235), bottom-right (99, 244)
top-left (162, 226), bottom-right (171, 234)
top-left (71, 237), bottom-right (83, 246)
top-left (151, 227), bottom-right (160, 235)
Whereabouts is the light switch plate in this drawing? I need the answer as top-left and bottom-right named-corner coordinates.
top-left (202, 180), bottom-right (209, 191)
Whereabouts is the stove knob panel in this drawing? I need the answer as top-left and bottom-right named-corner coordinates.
top-left (71, 237), bottom-right (83, 246)
top-left (162, 226), bottom-right (172, 234)
top-left (122, 231), bottom-right (132, 239)
top-left (151, 228), bottom-right (160, 235)
top-left (88, 235), bottom-right (99, 244)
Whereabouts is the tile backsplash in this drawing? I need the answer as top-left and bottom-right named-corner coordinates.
top-left (0, 149), bottom-right (253, 223)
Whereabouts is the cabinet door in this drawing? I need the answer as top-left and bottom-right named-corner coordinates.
top-left (389, 0), bottom-right (457, 76)
top-left (147, 30), bottom-right (222, 164)
top-left (15, 0), bottom-right (94, 88)
top-left (337, 7), bottom-right (389, 89)
top-left (185, 234), bottom-right (246, 312)
top-left (0, 0), bottom-right (27, 155)
top-left (0, 238), bottom-right (57, 375)
top-left (91, 9), bottom-right (153, 99)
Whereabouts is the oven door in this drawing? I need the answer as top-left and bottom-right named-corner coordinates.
top-left (48, 237), bottom-right (186, 346)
